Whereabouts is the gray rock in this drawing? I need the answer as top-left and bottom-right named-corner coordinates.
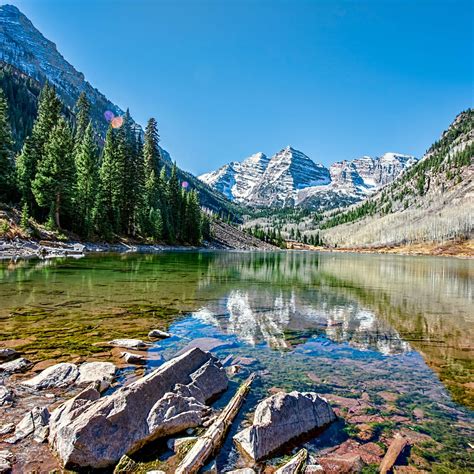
top-left (148, 329), bottom-right (171, 339)
top-left (109, 339), bottom-right (148, 349)
top-left (304, 466), bottom-right (324, 473)
top-left (5, 406), bottom-right (50, 444)
top-left (0, 386), bottom-right (14, 406)
top-left (22, 363), bottom-right (78, 390)
top-left (49, 348), bottom-right (228, 469)
top-left (233, 391), bottom-right (335, 461)
top-left (76, 362), bottom-right (116, 392)
top-left (121, 351), bottom-right (146, 364)
top-left (0, 424), bottom-right (15, 435)
top-left (0, 450), bottom-right (13, 474)
top-left (0, 349), bottom-right (18, 362)
top-left (166, 436), bottom-right (197, 452)
top-left (0, 357), bottom-right (32, 373)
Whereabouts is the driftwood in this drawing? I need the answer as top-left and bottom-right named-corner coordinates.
top-left (275, 448), bottom-right (308, 474)
top-left (379, 434), bottom-right (408, 474)
top-left (175, 373), bottom-right (256, 474)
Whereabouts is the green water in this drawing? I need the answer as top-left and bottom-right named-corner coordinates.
top-left (0, 251), bottom-right (473, 471)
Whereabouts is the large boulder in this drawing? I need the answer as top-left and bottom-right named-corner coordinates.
top-left (22, 363), bottom-right (79, 390)
top-left (234, 391), bottom-right (335, 461)
top-left (49, 348), bottom-right (228, 469)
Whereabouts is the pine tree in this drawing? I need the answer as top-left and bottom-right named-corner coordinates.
top-left (16, 84), bottom-right (61, 213)
top-left (167, 163), bottom-right (181, 242)
top-left (0, 88), bottom-right (14, 202)
top-left (32, 117), bottom-right (75, 229)
top-left (143, 117), bottom-right (161, 210)
top-left (95, 126), bottom-right (122, 236)
top-left (74, 92), bottom-right (90, 144)
top-left (185, 190), bottom-right (202, 245)
top-left (158, 166), bottom-right (172, 241)
top-left (75, 122), bottom-right (99, 237)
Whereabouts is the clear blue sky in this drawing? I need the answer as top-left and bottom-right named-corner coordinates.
top-left (9, 0), bottom-right (474, 174)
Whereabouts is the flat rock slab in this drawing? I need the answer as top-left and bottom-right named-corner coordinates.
top-left (109, 339), bottom-right (148, 350)
top-left (76, 362), bottom-right (116, 392)
top-left (49, 348), bottom-right (228, 469)
top-left (22, 363), bottom-right (79, 390)
top-left (234, 391), bottom-right (336, 461)
top-left (0, 357), bottom-right (32, 373)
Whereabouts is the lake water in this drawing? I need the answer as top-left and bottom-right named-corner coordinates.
top-left (0, 251), bottom-right (473, 471)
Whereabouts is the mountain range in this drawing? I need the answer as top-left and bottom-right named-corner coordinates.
top-left (199, 146), bottom-right (417, 210)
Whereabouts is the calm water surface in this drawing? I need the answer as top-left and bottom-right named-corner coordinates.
top-left (0, 251), bottom-right (473, 471)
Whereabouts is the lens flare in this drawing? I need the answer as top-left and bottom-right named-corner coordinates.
top-left (104, 110), bottom-right (114, 122)
top-left (181, 181), bottom-right (189, 189)
top-left (111, 116), bottom-right (124, 129)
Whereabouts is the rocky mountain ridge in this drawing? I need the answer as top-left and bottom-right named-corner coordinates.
top-left (200, 146), bottom-right (416, 210)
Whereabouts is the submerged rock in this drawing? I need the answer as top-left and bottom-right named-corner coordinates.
top-left (317, 453), bottom-right (364, 473)
top-left (109, 339), bottom-right (148, 349)
top-left (49, 348), bottom-right (228, 469)
top-left (22, 363), bottom-right (79, 390)
top-left (121, 351), bottom-right (146, 364)
top-left (0, 348), bottom-right (18, 361)
top-left (5, 406), bottom-right (50, 444)
top-left (234, 391), bottom-right (335, 461)
top-left (148, 329), bottom-right (171, 339)
top-left (0, 357), bottom-right (32, 373)
top-left (76, 362), bottom-right (116, 392)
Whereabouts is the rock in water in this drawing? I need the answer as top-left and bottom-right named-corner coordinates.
top-left (148, 329), bottom-right (171, 339)
top-left (108, 339), bottom-right (148, 349)
top-left (49, 348), bottom-right (228, 469)
top-left (76, 362), bottom-right (116, 392)
top-left (233, 391), bottom-right (335, 461)
top-left (121, 351), bottom-right (146, 364)
top-left (0, 357), bottom-right (32, 373)
top-left (22, 363), bottom-right (79, 390)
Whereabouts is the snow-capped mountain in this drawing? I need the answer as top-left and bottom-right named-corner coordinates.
top-left (199, 152), bottom-right (270, 201)
top-left (200, 148), bottom-right (416, 209)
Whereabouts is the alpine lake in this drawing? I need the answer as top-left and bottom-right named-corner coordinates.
top-left (0, 251), bottom-right (473, 472)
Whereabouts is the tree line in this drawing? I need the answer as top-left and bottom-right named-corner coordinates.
top-left (0, 84), bottom-right (204, 244)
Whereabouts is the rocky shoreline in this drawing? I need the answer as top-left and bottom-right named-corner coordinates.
top-left (0, 335), bottom-right (417, 473)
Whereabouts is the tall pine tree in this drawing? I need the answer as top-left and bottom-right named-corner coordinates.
top-left (95, 126), bottom-right (122, 236)
top-left (32, 117), bottom-right (75, 229)
top-left (74, 92), bottom-right (91, 144)
top-left (16, 84), bottom-right (61, 214)
top-left (0, 88), bottom-right (14, 203)
top-left (75, 122), bottom-right (99, 237)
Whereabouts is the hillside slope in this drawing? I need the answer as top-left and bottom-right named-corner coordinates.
top-left (0, 5), bottom-right (240, 220)
top-left (321, 110), bottom-right (473, 248)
